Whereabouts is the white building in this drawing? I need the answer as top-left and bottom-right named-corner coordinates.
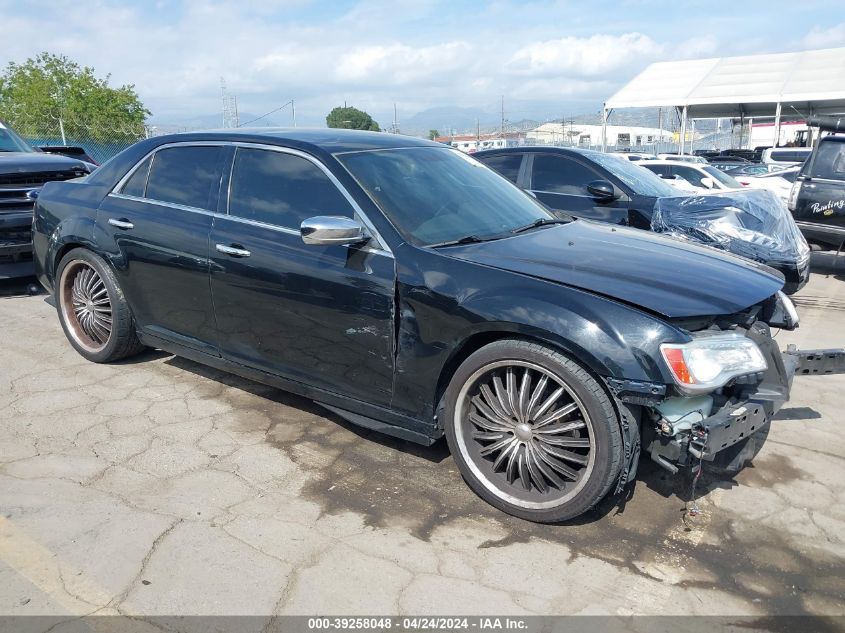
top-left (749, 120), bottom-right (809, 148)
top-left (528, 123), bottom-right (673, 149)
top-left (435, 133), bottom-right (525, 153)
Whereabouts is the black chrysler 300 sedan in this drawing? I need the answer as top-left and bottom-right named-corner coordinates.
top-left (32, 129), bottom-right (842, 522)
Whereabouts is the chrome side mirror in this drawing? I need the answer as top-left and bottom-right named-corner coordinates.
top-left (300, 216), bottom-right (368, 246)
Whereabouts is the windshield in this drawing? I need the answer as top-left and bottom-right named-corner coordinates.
top-left (0, 122), bottom-right (34, 153)
top-left (589, 151), bottom-right (678, 197)
top-left (703, 166), bottom-right (742, 188)
top-left (338, 147), bottom-right (557, 246)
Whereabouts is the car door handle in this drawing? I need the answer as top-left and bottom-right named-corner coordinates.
top-left (215, 243), bottom-right (251, 257)
top-left (108, 218), bottom-right (134, 230)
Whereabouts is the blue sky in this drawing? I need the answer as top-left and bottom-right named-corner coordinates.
top-left (4, 0), bottom-right (845, 129)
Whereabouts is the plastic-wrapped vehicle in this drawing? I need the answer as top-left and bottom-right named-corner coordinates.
top-left (476, 147), bottom-right (810, 294)
top-left (652, 190), bottom-right (811, 294)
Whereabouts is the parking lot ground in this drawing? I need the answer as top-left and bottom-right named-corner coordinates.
top-left (1, 270), bottom-right (845, 620)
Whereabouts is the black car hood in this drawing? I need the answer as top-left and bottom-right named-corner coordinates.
top-left (0, 151), bottom-right (90, 175)
top-left (443, 220), bottom-right (784, 318)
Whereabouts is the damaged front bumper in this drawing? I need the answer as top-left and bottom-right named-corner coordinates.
top-left (645, 324), bottom-right (845, 474)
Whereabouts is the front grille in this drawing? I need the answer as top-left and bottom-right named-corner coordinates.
top-left (0, 169), bottom-right (86, 187)
top-left (0, 229), bottom-right (32, 264)
top-left (0, 187), bottom-right (35, 209)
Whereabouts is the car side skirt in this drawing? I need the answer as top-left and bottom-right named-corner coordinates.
top-left (138, 331), bottom-right (442, 446)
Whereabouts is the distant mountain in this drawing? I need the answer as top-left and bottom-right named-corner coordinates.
top-left (399, 106), bottom-right (502, 136)
top-left (148, 105), bottom-right (722, 138)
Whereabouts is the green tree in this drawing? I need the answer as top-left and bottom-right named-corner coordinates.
top-left (0, 52), bottom-right (149, 144)
top-left (428, 129), bottom-right (440, 140)
top-left (326, 106), bottom-right (380, 131)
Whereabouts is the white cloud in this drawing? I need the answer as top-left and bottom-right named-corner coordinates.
top-left (334, 42), bottom-right (472, 85)
top-left (802, 22), bottom-right (845, 49)
top-left (507, 33), bottom-right (663, 78)
top-left (676, 35), bottom-right (718, 59)
top-left (4, 1), bottom-right (834, 130)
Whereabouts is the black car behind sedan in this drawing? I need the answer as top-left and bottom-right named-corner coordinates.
top-left (475, 146), bottom-right (809, 294)
top-left (32, 129), bottom-right (836, 522)
top-left (1, 120), bottom-right (94, 279)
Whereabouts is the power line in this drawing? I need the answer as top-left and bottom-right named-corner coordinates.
top-left (238, 100), bottom-right (295, 128)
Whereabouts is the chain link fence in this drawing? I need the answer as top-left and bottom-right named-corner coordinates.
top-left (6, 113), bottom-right (149, 164)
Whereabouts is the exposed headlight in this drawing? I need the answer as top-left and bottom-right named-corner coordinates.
top-left (660, 332), bottom-right (767, 393)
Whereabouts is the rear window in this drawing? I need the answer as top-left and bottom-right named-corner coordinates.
top-left (120, 156), bottom-right (152, 197)
top-left (145, 146), bottom-right (222, 210)
top-left (478, 154), bottom-right (523, 184)
top-left (809, 141), bottom-right (845, 181)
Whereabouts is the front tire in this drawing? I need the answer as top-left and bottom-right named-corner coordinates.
top-left (444, 339), bottom-right (624, 523)
top-left (55, 248), bottom-right (145, 363)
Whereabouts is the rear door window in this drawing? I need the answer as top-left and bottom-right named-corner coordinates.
top-left (145, 146), bottom-right (222, 210)
top-left (810, 142), bottom-right (845, 182)
top-left (530, 154), bottom-right (601, 195)
top-left (478, 154), bottom-right (523, 184)
top-left (228, 148), bottom-right (354, 228)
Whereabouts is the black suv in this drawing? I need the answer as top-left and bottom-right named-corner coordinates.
top-left (475, 147), bottom-right (809, 293)
top-left (788, 116), bottom-right (845, 249)
top-left (1, 120), bottom-right (94, 279)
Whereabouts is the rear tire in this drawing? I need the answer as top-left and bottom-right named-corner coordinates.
top-left (55, 248), bottom-right (145, 363)
top-left (444, 339), bottom-right (623, 523)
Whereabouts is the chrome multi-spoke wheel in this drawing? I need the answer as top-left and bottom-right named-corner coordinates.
top-left (59, 260), bottom-right (113, 353)
top-left (454, 360), bottom-right (597, 510)
top-left (55, 249), bottom-right (145, 363)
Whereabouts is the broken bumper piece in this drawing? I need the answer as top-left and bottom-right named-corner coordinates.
top-left (648, 345), bottom-right (845, 472)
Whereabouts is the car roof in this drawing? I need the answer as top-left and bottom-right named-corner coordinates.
top-left (474, 146), bottom-right (605, 159)
top-left (86, 128), bottom-right (443, 190)
top-left (640, 160), bottom-right (707, 168)
top-left (146, 128), bottom-right (440, 154)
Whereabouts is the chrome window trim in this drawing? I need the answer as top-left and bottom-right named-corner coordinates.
top-left (108, 140), bottom-right (393, 258)
top-left (529, 189), bottom-right (592, 197)
top-left (331, 145), bottom-right (451, 156)
top-left (108, 192), bottom-right (217, 217)
top-left (806, 176), bottom-right (845, 185)
top-left (215, 212), bottom-right (300, 236)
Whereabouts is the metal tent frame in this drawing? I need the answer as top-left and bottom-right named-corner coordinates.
top-left (602, 47), bottom-right (845, 152)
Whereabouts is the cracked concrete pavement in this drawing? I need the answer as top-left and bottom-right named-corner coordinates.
top-left (1, 271), bottom-right (845, 619)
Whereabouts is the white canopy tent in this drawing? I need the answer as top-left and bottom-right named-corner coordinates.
top-left (602, 47), bottom-right (845, 153)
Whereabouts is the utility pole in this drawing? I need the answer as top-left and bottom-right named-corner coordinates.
top-left (393, 102), bottom-right (399, 134)
top-left (221, 77), bottom-right (239, 128)
top-left (501, 95), bottom-right (505, 137)
top-left (292, 100), bottom-right (296, 127)
top-left (657, 107), bottom-right (662, 153)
